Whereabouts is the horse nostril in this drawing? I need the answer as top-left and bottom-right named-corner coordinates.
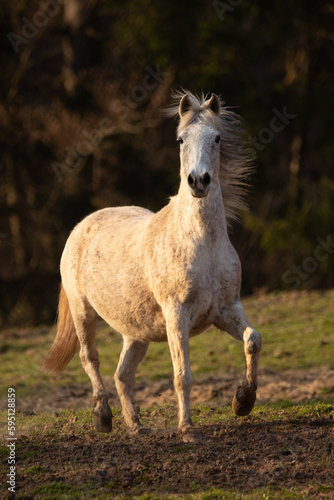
top-left (200, 172), bottom-right (211, 187)
top-left (188, 173), bottom-right (196, 187)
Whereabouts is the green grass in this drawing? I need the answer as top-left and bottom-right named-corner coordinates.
top-left (32, 482), bottom-right (85, 498)
top-left (0, 291), bottom-right (333, 403)
top-left (1, 407), bottom-right (123, 439)
top-left (0, 401), bottom-right (332, 441)
top-left (0, 444), bottom-right (8, 457)
top-left (21, 464), bottom-right (48, 475)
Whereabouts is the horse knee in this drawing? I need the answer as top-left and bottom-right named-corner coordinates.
top-left (244, 327), bottom-right (262, 355)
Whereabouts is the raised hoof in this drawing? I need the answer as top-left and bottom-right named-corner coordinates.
top-left (232, 386), bottom-right (256, 416)
top-left (181, 428), bottom-right (204, 443)
top-left (92, 406), bottom-right (112, 433)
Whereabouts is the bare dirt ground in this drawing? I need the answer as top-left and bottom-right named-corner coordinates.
top-left (2, 369), bottom-right (333, 498)
top-left (6, 402), bottom-right (334, 499)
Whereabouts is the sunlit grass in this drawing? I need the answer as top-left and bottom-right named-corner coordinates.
top-left (0, 291), bottom-right (333, 403)
top-left (1, 400), bottom-right (332, 442)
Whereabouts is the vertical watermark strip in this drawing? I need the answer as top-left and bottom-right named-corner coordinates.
top-left (7, 388), bottom-right (16, 493)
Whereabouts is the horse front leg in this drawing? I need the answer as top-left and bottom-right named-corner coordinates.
top-left (166, 308), bottom-right (202, 442)
top-left (215, 300), bottom-right (262, 416)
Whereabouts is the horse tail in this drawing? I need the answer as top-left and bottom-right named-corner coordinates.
top-left (42, 285), bottom-right (79, 373)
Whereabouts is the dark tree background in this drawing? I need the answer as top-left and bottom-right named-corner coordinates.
top-left (1, 0), bottom-right (333, 327)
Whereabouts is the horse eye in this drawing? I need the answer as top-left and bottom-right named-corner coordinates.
top-left (177, 137), bottom-right (184, 144)
top-left (215, 135), bottom-right (221, 144)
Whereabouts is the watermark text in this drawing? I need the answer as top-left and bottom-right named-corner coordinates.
top-left (250, 107), bottom-right (297, 152)
top-left (282, 234), bottom-right (334, 289)
top-left (7, 388), bottom-right (16, 493)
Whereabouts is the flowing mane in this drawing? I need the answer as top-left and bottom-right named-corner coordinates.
top-left (165, 90), bottom-right (254, 223)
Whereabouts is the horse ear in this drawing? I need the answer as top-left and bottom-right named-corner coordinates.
top-left (179, 94), bottom-right (192, 117)
top-left (208, 93), bottom-right (221, 115)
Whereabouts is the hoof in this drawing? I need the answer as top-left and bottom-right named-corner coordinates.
top-left (232, 386), bottom-right (256, 416)
top-left (181, 428), bottom-right (204, 443)
top-left (130, 426), bottom-right (155, 436)
top-left (136, 426), bottom-right (155, 436)
top-left (92, 406), bottom-right (112, 433)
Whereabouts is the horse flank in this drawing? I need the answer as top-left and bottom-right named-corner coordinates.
top-left (165, 91), bottom-right (254, 223)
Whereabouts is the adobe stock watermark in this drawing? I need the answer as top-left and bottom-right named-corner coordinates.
top-left (52, 65), bottom-right (168, 182)
top-left (250, 107), bottom-right (297, 152)
top-left (7, 0), bottom-right (68, 54)
top-left (109, 65), bottom-right (168, 121)
top-left (282, 235), bottom-right (334, 289)
top-left (7, 388), bottom-right (16, 494)
top-left (52, 118), bottom-right (112, 182)
top-left (213, 0), bottom-right (242, 21)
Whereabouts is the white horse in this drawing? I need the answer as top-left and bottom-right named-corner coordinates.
top-left (43, 91), bottom-right (262, 442)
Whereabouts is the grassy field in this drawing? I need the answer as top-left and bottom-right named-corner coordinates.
top-left (1, 290), bottom-right (333, 402)
top-left (0, 290), bottom-right (333, 499)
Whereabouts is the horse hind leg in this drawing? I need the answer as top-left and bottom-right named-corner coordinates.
top-left (114, 336), bottom-right (150, 435)
top-left (70, 296), bottom-right (112, 432)
top-left (215, 300), bottom-right (262, 416)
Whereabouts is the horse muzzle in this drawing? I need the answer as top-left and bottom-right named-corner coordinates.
top-left (188, 171), bottom-right (211, 198)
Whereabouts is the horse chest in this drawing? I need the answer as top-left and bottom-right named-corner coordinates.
top-left (187, 272), bottom-right (239, 332)
top-left (191, 239), bottom-right (241, 291)
top-left (168, 242), bottom-right (241, 334)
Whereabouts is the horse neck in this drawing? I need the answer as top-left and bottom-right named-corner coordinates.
top-left (174, 179), bottom-right (228, 243)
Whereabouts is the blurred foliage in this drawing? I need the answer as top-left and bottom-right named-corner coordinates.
top-left (0, 0), bottom-right (333, 327)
